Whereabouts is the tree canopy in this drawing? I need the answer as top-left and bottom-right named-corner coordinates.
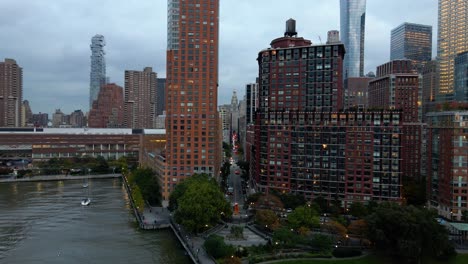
top-left (287, 205), bottom-right (320, 230)
top-left (171, 174), bottom-right (232, 233)
top-left (127, 167), bottom-right (161, 206)
top-left (366, 203), bottom-right (455, 263)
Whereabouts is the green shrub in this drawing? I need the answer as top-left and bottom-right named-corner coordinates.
top-left (332, 247), bottom-right (362, 258)
top-left (204, 234), bottom-right (235, 259)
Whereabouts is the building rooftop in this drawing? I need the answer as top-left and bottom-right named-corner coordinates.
top-left (0, 127), bottom-right (166, 135)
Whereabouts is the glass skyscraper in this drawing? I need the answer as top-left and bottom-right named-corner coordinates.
top-left (89, 34), bottom-right (106, 109)
top-left (390, 23), bottom-right (432, 72)
top-left (340, 0), bottom-right (366, 78)
top-left (437, 0), bottom-right (467, 101)
top-left (454, 51), bottom-right (468, 102)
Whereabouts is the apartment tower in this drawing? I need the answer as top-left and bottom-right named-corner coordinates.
top-left (340, 0), bottom-right (366, 78)
top-left (88, 83), bottom-right (124, 128)
top-left (0, 59), bottom-right (22, 127)
top-left (165, 0), bottom-right (221, 196)
top-left (437, 0), bottom-right (468, 101)
top-left (124, 67), bottom-right (157, 128)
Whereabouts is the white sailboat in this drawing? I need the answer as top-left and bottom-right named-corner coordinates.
top-left (81, 197), bottom-right (91, 206)
top-left (81, 177), bottom-right (91, 206)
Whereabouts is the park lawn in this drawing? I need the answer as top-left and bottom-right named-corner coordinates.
top-left (274, 254), bottom-right (468, 264)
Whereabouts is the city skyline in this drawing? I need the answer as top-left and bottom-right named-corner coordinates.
top-left (1, 0), bottom-right (437, 114)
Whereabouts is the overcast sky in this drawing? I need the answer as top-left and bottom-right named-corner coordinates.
top-left (1, 0), bottom-right (437, 115)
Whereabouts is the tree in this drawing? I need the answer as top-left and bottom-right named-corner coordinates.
top-left (287, 205), bottom-right (320, 230)
top-left (463, 211), bottom-right (468, 223)
top-left (402, 176), bottom-right (427, 206)
top-left (313, 196), bottom-right (328, 213)
top-left (172, 174), bottom-right (232, 233)
top-left (348, 202), bottom-right (368, 218)
top-left (129, 167), bottom-right (161, 206)
top-left (323, 220), bottom-right (347, 239)
top-left (90, 155), bottom-right (109, 173)
top-left (255, 209), bottom-right (280, 230)
top-left (223, 256), bottom-right (241, 264)
top-left (230, 226), bottom-right (244, 239)
top-left (236, 160), bottom-right (250, 181)
top-left (272, 227), bottom-right (300, 248)
top-left (131, 184), bottom-right (144, 213)
top-left (348, 219), bottom-right (368, 238)
top-left (279, 193), bottom-right (307, 210)
top-left (309, 233), bottom-right (333, 253)
top-left (255, 194), bottom-right (284, 211)
top-left (220, 161), bottom-right (231, 192)
top-left (366, 203), bottom-right (455, 263)
top-left (204, 234), bottom-right (235, 259)
top-left (223, 142), bottom-right (232, 158)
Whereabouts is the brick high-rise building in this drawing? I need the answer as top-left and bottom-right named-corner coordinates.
top-left (0, 59), bottom-right (22, 127)
top-left (88, 83), bottom-right (124, 128)
top-left (248, 20), bottom-right (404, 207)
top-left (32, 113), bottom-right (48, 127)
top-left (70, 110), bottom-right (86, 128)
top-left (368, 60), bottom-right (421, 122)
top-left (259, 19), bottom-right (345, 113)
top-left (437, 0), bottom-right (468, 101)
top-left (344, 77), bottom-right (372, 110)
top-left (124, 67), bottom-right (157, 128)
top-left (427, 111), bottom-right (468, 221)
top-left (165, 0), bottom-right (221, 197)
top-left (369, 60), bottom-right (423, 180)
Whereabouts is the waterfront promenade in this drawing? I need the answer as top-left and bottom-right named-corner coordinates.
top-left (0, 173), bottom-right (121, 183)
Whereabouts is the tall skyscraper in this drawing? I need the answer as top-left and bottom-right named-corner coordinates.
top-left (124, 67), bottom-right (157, 128)
top-left (156, 78), bottom-right (166, 116)
top-left (245, 82), bottom-right (259, 125)
top-left (22, 100), bottom-right (33, 126)
top-left (89, 34), bottom-right (106, 109)
top-left (165, 0), bottom-right (221, 197)
top-left (340, 0), bottom-right (366, 78)
top-left (390, 22), bottom-right (432, 72)
top-left (422, 60), bottom-right (439, 121)
top-left (0, 59), bottom-right (22, 127)
top-left (454, 51), bottom-right (468, 102)
top-left (437, 0), bottom-right (468, 101)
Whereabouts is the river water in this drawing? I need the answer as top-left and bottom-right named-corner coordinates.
top-left (0, 178), bottom-right (191, 264)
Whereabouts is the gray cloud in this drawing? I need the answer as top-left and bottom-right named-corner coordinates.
top-left (0, 0), bottom-right (437, 115)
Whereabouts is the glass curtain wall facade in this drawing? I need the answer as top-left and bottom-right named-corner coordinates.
top-left (165, 0), bottom-right (221, 197)
top-left (454, 51), bottom-right (468, 102)
top-left (437, 0), bottom-right (468, 101)
top-left (340, 0), bottom-right (366, 78)
top-left (390, 23), bottom-right (432, 72)
top-left (89, 35), bottom-right (106, 109)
